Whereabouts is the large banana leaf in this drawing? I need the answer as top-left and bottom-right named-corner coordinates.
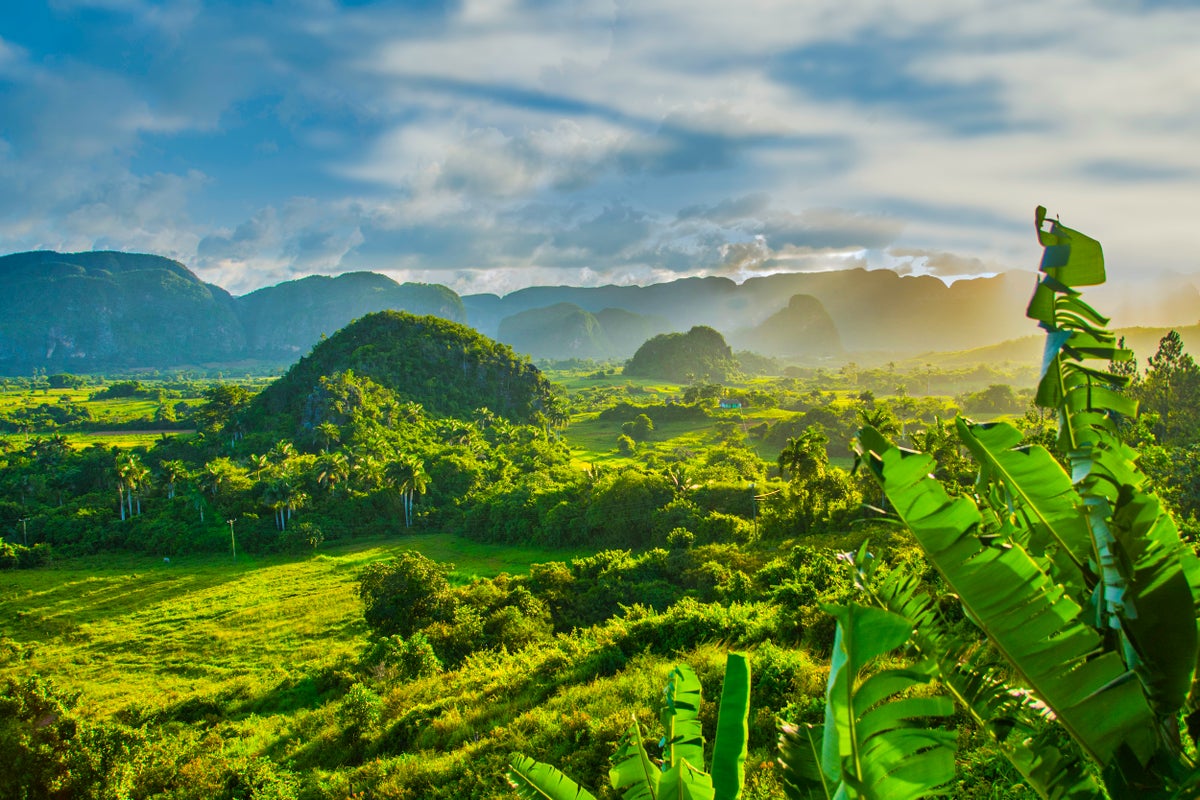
top-left (954, 418), bottom-right (1094, 583)
top-left (1027, 206), bottom-right (1200, 723)
top-left (853, 425), bottom-right (1159, 767)
top-left (610, 719), bottom-right (660, 800)
top-left (1110, 489), bottom-right (1198, 715)
top-left (821, 604), bottom-right (955, 800)
top-left (662, 665), bottom-right (705, 771)
top-left (778, 723), bottom-right (834, 800)
top-left (711, 652), bottom-right (751, 800)
top-left (658, 760), bottom-right (715, 800)
top-left (863, 557), bottom-right (1107, 800)
top-left (508, 755), bottom-right (598, 800)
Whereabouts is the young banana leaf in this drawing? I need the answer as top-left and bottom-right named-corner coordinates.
top-left (661, 664), bottom-right (706, 772)
top-left (507, 754), bottom-right (598, 800)
top-left (778, 603), bottom-right (955, 800)
top-left (610, 718), bottom-right (660, 800)
top-left (711, 652), bottom-right (751, 800)
top-left (657, 760), bottom-right (716, 800)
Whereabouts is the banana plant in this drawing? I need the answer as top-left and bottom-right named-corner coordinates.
top-left (778, 601), bottom-right (956, 800)
top-left (506, 652), bottom-right (748, 800)
top-left (850, 207), bottom-right (1200, 798)
top-left (508, 652), bottom-right (752, 800)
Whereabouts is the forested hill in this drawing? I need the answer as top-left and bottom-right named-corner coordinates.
top-left (0, 250), bottom-right (247, 369)
top-left (252, 310), bottom-right (556, 432)
top-left (0, 251), bottom-right (466, 372)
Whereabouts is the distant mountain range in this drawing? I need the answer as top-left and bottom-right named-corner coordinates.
top-left (0, 249), bottom-right (1195, 373)
top-left (0, 251), bottom-right (465, 371)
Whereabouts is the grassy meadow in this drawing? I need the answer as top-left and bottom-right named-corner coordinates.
top-left (0, 535), bottom-right (592, 718)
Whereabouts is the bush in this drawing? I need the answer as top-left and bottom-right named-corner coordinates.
top-left (360, 633), bottom-right (442, 681)
top-left (0, 541), bottom-right (17, 571)
top-left (338, 683), bottom-right (383, 738)
top-left (279, 521), bottom-right (324, 554)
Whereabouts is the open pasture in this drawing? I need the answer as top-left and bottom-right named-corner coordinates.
top-left (0, 534), bottom-right (591, 716)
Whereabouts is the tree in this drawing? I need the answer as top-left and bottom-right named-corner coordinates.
top-left (316, 452), bottom-right (350, 495)
top-left (158, 460), bottom-right (187, 500)
top-left (386, 456), bottom-right (429, 528)
top-left (358, 551), bottom-right (453, 637)
top-left (1138, 329), bottom-right (1200, 445)
top-left (114, 453), bottom-right (149, 519)
top-left (621, 413), bottom-right (654, 442)
top-left (777, 426), bottom-right (829, 482)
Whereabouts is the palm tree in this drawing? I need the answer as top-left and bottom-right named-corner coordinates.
top-left (269, 440), bottom-right (296, 464)
top-left (115, 453), bottom-right (149, 519)
top-left (386, 456), bottom-right (429, 528)
top-left (249, 453), bottom-right (271, 481)
top-left (316, 422), bottom-right (340, 452)
top-left (777, 426), bottom-right (829, 482)
top-left (317, 452), bottom-right (350, 495)
top-left (159, 459), bottom-right (187, 500)
top-left (264, 478), bottom-right (308, 531)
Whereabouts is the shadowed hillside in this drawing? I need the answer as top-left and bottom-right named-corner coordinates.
top-left (253, 311), bottom-right (556, 431)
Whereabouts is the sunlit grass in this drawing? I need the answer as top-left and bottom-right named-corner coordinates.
top-left (0, 534), bottom-right (593, 717)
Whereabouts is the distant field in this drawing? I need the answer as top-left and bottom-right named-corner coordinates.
top-left (564, 406), bottom-right (798, 466)
top-left (1, 429), bottom-right (194, 449)
top-left (0, 534), bottom-right (592, 717)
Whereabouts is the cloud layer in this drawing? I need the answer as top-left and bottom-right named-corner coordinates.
top-left (1, 1), bottom-right (1198, 295)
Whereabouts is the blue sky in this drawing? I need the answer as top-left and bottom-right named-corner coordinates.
top-left (1, 0), bottom-right (1197, 295)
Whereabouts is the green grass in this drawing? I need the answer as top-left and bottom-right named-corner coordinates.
top-left (563, 407), bottom-right (792, 466)
top-left (1, 430), bottom-right (192, 449)
top-left (0, 534), bottom-right (592, 717)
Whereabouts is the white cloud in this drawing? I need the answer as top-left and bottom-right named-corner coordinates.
top-left (3, 0), bottom-right (1200, 295)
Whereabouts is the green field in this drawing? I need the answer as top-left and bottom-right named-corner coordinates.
top-left (0, 535), bottom-right (592, 717)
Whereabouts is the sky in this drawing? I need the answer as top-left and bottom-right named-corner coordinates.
top-left (0, 0), bottom-right (1198, 297)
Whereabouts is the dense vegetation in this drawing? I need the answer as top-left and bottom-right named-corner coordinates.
top-left (3, 211), bottom-right (1200, 798)
top-left (625, 326), bottom-right (740, 383)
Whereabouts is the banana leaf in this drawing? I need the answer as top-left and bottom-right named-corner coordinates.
top-left (779, 723), bottom-right (834, 800)
top-left (508, 755), bottom-right (598, 800)
top-left (853, 425), bottom-right (1159, 767)
top-left (821, 604), bottom-right (956, 800)
top-left (955, 418), bottom-right (1094, 581)
top-left (711, 652), bottom-right (751, 800)
top-left (658, 759), bottom-right (715, 800)
top-left (610, 719), bottom-right (659, 800)
top-left (662, 665), bottom-right (705, 771)
top-left (864, 558), bottom-right (1107, 800)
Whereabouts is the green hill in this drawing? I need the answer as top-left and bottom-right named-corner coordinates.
top-left (0, 250), bottom-right (245, 370)
top-left (253, 310), bottom-right (555, 429)
top-left (624, 325), bottom-right (739, 382)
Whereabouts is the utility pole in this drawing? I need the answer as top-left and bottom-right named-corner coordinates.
top-left (19, 517), bottom-right (28, 546)
top-left (749, 482), bottom-right (757, 539)
top-left (227, 519), bottom-right (236, 561)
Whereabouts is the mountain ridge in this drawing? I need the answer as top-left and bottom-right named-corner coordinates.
top-left (0, 249), bottom-right (1195, 372)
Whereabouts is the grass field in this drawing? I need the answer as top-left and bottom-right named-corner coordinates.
top-left (563, 406), bottom-right (797, 466)
top-left (0, 534), bottom-right (592, 717)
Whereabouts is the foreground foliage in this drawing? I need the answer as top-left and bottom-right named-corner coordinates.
top-left (509, 652), bottom-right (752, 800)
top-left (846, 208), bottom-right (1200, 798)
